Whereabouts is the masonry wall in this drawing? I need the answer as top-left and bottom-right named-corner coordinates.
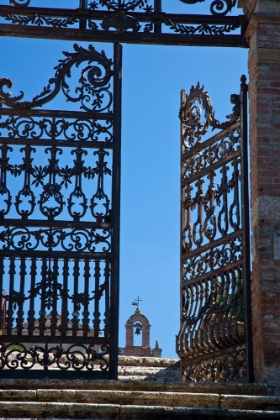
top-left (124, 312), bottom-right (152, 357)
top-left (241, 0), bottom-right (280, 383)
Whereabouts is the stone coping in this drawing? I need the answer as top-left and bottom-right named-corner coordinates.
top-left (118, 356), bottom-right (180, 367)
top-left (0, 379), bottom-right (268, 394)
top-left (0, 402), bottom-right (279, 419)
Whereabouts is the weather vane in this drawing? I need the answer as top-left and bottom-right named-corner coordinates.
top-left (132, 296), bottom-right (142, 313)
top-left (132, 296), bottom-right (142, 307)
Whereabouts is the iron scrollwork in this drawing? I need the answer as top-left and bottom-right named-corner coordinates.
top-left (180, 82), bottom-right (240, 152)
top-left (0, 342), bottom-right (109, 372)
top-left (0, 12), bottom-right (79, 28)
top-left (179, 0), bottom-right (237, 16)
top-left (0, 139), bottom-right (113, 222)
top-left (182, 347), bottom-right (246, 382)
top-left (0, 116), bottom-right (113, 142)
top-left (98, 0), bottom-right (151, 12)
top-left (0, 44), bottom-right (113, 112)
top-left (178, 80), bottom-right (247, 382)
top-left (0, 42), bottom-right (119, 378)
top-left (8, 0), bottom-right (238, 15)
top-left (0, 0), bottom-right (247, 47)
top-left (166, 20), bottom-right (240, 36)
top-left (0, 227), bottom-right (112, 252)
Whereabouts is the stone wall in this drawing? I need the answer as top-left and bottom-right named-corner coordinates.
top-left (240, 0), bottom-right (280, 383)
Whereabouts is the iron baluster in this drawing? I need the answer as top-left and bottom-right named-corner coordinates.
top-left (193, 178), bottom-right (204, 246)
top-left (204, 170), bottom-right (217, 241)
top-left (7, 257), bottom-right (15, 337)
top-left (15, 256), bottom-right (26, 337)
top-left (0, 144), bottom-right (12, 219)
top-left (39, 258), bottom-right (47, 337)
top-left (40, 146), bottom-right (64, 220)
top-left (83, 258), bottom-right (90, 338)
top-left (61, 258), bottom-right (69, 339)
top-left (15, 145), bottom-right (36, 219)
top-left (27, 257), bottom-right (36, 338)
top-left (217, 164), bottom-right (229, 236)
top-left (104, 260), bottom-right (110, 338)
top-left (90, 149), bottom-right (111, 222)
top-left (93, 260), bottom-right (101, 338)
top-left (72, 258), bottom-right (80, 338)
top-left (0, 258), bottom-right (4, 338)
top-left (68, 147), bottom-right (88, 221)
top-left (229, 157), bottom-right (241, 230)
top-left (50, 257), bottom-right (59, 337)
top-left (183, 183), bottom-right (193, 252)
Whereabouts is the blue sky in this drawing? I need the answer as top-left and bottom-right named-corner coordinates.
top-left (0, 0), bottom-right (248, 358)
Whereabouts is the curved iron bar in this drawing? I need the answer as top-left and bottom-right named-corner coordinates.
top-left (0, 44), bottom-right (113, 112)
top-left (0, 342), bottom-right (109, 372)
top-left (179, 0), bottom-right (237, 16)
top-left (9, 0), bottom-right (30, 6)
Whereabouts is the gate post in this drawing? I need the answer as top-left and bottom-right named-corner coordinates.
top-left (239, 0), bottom-right (280, 384)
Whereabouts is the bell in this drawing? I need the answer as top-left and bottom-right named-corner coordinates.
top-left (135, 327), bottom-right (141, 335)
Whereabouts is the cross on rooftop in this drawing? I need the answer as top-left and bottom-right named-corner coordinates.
top-left (132, 296), bottom-right (142, 307)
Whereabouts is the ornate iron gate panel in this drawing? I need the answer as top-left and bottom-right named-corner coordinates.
top-left (0, 42), bottom-right (122, 379)
top-left (0, 0), bottom-right (248, 48)
top-left (176, 76), bottom-right (253, 382)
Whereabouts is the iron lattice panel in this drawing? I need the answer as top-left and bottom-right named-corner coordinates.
top-left (0, 0), bottom-right (248, 48)
top-left (177, 80), bottom-right (251, 382)
top-left (0, 43), bottom-right (122, 379)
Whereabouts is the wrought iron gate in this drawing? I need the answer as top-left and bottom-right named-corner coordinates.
top-left (0, 42), bottom-right (122, 379)
top-left (176, 76), bottom-right (253, 382)
top-left (0, 0), bottom-right (251, 381)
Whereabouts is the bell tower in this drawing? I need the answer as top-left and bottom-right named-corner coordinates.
top-left (123, 298), bottom-right (162, 357)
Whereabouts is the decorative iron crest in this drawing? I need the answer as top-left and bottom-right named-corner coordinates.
top-left (180, 82), bottom-right (240, 151)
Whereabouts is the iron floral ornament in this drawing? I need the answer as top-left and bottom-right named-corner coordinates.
top-left (98, 0), bottom-right (151, 12)
top-left (1, 0), bottom-right (247, 47)
top-left (179, 0), bottom-right (237, 15)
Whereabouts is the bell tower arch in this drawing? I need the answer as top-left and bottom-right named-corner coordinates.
top-left (124, 308), bottom-right (152, 357)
